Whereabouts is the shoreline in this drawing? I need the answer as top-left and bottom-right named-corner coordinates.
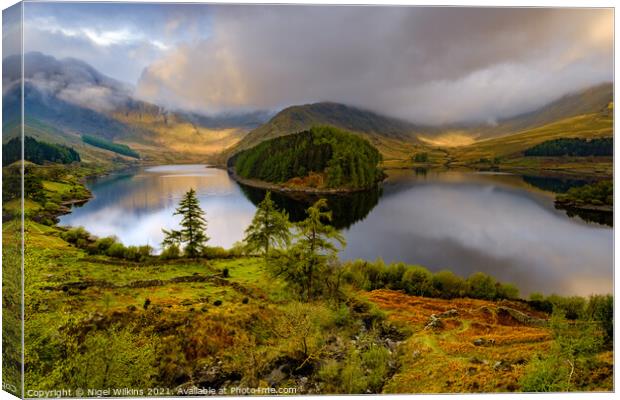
top-left (226, 167), bottom-right (381, 195)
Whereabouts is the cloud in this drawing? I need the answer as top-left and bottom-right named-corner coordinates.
top-left (135, 6), bottom-right (613, 124)
top-left (21, 2), bottom-right (211, 84)
top-left (4, 52), bottom-right (133, 112)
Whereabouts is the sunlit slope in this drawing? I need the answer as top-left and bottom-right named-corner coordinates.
top-left (2, 117), bottom-right (139, 166)
top-left (449, 108), bottom-right (613, 174)
top-left (111, 107), bottom-right (250, 162)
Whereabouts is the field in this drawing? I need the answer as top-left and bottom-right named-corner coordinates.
top-left (13, 216), bottom-right (611, 394)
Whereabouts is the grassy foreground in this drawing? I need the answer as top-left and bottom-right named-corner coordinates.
top-left (12, 218), bottom-right (611, 394)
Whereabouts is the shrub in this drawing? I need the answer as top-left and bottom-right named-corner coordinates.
top-left (384, 262), bottom-right (407, 290)
top-left (61, 227), bottom-right (90, 245)
top-left (401, 265), bottom-right (433, 296)
top-left (432, 270), bottom-right (465, 299)
top-left (160, 244), bottom-right (181, 260)
top-left (585, 294), bottom-right (613, 345)
top-left (106, 243), bottom-right (126, 258)
top-left (94, 236), bottom-right (118, 253)
top-left (519, 354), bottom-right (570, 392)
top-left (547, 295), bottom-right (586, 320)
top-left (465, 272), bottom-right (497, 300)
top-left (203, 246), bottom-right (231, 259)
top-left (496, 283), bottom-right (520, 300)
top-left (361, 345), bottom-right (391, 392)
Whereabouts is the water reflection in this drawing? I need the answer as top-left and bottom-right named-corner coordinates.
top-left (522, 175), bottom-right (591, 193)
top-left (59, 165), bottom-right (612, 296)
top-left (237, 183), bottom-right (382, 229)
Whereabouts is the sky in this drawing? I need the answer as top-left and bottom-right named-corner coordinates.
top-left (8, 3), bottom-right (615, 124)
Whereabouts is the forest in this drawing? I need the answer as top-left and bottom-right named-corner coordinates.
top-left (523, 137), bottom-right (612, 157)
top-left (82, 134), bottom-right (140, 159)
top-left (232, 126), bottom-right (383, 189)
top-left (2, 136), bottom-right (81, 166)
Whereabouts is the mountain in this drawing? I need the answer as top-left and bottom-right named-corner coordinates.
top-left (224, 83), bottom-right (613, 163)
top-left (482, 82), bottom-right (613, 137)
top-left (2, 52), bottom-right (270, 162)
top-left (223, 102), bottom-right (431, 162)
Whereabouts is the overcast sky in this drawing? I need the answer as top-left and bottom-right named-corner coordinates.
top-left (12, 3), bottom-right (614, 124)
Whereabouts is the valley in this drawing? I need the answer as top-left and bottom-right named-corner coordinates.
top-left (2, 51), bottom-right (614, 396)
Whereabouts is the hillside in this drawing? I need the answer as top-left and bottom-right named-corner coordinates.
top-left (421, 83), bottom-right (613, 147)
top-left (223, 102), bottom-right (430, 163)
top-left (448, 107), bottom-right (613, 177)
top-left (230, 126), bottom-right (383, 191)
top-left (2, 53), bottom-right (269, 163)
top-left (483, 82), bottom-right (613, 138)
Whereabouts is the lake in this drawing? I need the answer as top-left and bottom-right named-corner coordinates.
top-left (59, 164), bottom-right (613, 296)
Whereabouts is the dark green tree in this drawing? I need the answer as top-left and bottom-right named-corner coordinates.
top-left (243, 191), bottom-right (291, 258)
top-left (162, 188), bottom-right (208, 257)
top-left (278, 199), bottom-right (346, 301)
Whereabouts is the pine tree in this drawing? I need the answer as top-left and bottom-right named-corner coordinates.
top-left (162, 188), bottom-right (208, 257)
top-left (243, 192), bottom-right (291, 258)
top-left (291, 198), bottom-right (346, 301)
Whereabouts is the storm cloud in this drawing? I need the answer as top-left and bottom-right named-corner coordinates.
top-left (19, 4), bottom-right (613, 124)
top-left (135, 6), bottom-right (613, 124)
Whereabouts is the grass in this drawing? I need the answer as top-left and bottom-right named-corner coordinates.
top-left (365, 289), bottom-right (559, 393)
top-left (446, 112), bottom-right (612, 177)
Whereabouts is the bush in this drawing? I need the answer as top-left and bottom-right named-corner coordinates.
top-left (106, 243), bottom-right (126, 258)
top-left (496, 283), bottom-right (520, 300)
top-left (202, 246), bottom-right (231, 259)
top-left (401, 266), bottom-right (433, 296)
top-left (61, 227), bottom-right (90, 245)
top-left (519, 354), bottom-right (570, 392)
top-left (361, 345), bottom-right (391, 392)
top-left (465, 272), bottom-right (497, 300)
top-left (585, 294), bottom-right (613, 345)
top-left (94, 236), bottom-right (118, 253)
top-left (432, 270), bottom-right (465, 299)
top-left (160, 244), bottom-right (181, 260)
top-left (547, 295), bottom-right (586, 320)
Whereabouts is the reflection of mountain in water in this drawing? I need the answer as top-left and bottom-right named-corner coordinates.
top-left (238, 184), bottom-right (382, 230)
top-left (522, 175), bottom-right (591, 193)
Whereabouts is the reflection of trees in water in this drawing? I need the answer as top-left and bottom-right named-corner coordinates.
top-left (556, 205), bottom-right (613, 227)
top-left (238, 184), bottom-right (382, 230)
top-left (522, 175), bottom-right (591, 194)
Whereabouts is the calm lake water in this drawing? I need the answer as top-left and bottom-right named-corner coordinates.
top-left (59, 164), bottom-right (613, 296)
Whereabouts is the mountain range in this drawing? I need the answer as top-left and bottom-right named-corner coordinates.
top-left (2, 52), bottom-right (613, 165)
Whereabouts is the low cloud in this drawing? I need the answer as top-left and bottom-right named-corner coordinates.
top-left (5, 52), bottom-right (133, 112)
top-left (136, 6), bottom-right (613, 124)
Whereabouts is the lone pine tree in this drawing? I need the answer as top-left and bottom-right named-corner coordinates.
top-left (162, 188), bottom-right (209, 257)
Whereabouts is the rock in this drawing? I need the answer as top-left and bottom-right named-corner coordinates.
top-left (438, 309), bottom-right (459, 318)
top-left (424, 314), bottom-right (444, 330)
top-left (473, 338), bottom-right (495, 346)
top-left (492, 360), bottom-right (513, 371)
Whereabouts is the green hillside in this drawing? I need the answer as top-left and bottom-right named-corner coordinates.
top-left (224, 102), bottom-right (428, 162)
top-left (82, 135), bottom-right (140, 159)
top-left (231, 126), bottom-right (383, 190)
top-left (3, 136), bottom-right (80, 166)
top-left (448, 109), bottom-right (613, 177)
